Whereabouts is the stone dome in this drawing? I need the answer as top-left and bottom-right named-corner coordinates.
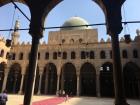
top-left (61, 17), bottom-right (92, 30)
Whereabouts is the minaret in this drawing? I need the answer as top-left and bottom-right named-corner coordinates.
top-left (11, 20), bottom-right (20, 45)
top-left (136, 29), bottom-right (140, 36)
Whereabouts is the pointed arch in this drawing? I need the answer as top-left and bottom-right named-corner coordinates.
top-left (100, 62), bottom-right (114, 97)
top-left (41, 63), bottom-right (57, 95)
top-left (6, 63), bottom-right (22, 93)
top-left (22, 65), bottom-right (39, 94)
top-left (80, 62), bottom-right (96, 96)
top-left (123, 62), bottom-right (140, 98)
top-left (60, 62), bottom-right (77, 95)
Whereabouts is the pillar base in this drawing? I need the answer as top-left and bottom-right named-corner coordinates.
top-left (18, 91), bottom-right (23, 95)
top-left (37, 91), bottom-right (41, 95)
top-left (97, 92), bottom-right (100, 97)
top-left (76, 92), bottom-right (80, 96)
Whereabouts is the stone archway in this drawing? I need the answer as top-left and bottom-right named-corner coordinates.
top-left (6, 63), bottom-right (22, 93)
top-left (100, 62), bottom-right (114, 97)
top-left (61, 62), bottom-right (77, 95)
top-left (0, 1), bottom-right (127, 105)
top-left (41, 63), bottom-right (57, 95)
top-left (22, 66), bottom-right (39, 94)
top-left (123, 62), bottom-right (140, 98)
top-left (80, 62), bottom-right (96, 96)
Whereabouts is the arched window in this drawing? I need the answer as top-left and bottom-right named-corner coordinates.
top-left (122, 50), bottom-right (128, 58)
top-left (38, 52), bottom-right (40, 60)
top-left (70, 39), bottom-right (74, 44)
top-left (133, 49), bottom-right (138, 58)
top-left (81, 51), bottom-right (86, 59)
top-left (79, 38), bottom-right (83, 43)
top-left (90, 51), bottom-right (94, 59)
top-left (71, 51), bottom-right (76, 59)
top-left (63, 52), bottom-right (67, 59)
top-left (6, 52), bottom-right (10, 59)
top-left (100, 50), bottom-right (106, 59)
top-left (62, 39), bottom-right (65, 44)
top-left (53, 52), bottom-right (57, 59)
top-left (58, 51), bottom-right (61, 57)
top-left (12, 53), bottom-right (16, 60)
top-left (0, 49), bottom-right (4, 57)
top-left (45, 52), bottom-right (49, 59)
top-left (19, 52), bottom-right (23, 60)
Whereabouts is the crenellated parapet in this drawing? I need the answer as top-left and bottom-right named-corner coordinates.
top-left (0, 36), bottom-right (6, 42)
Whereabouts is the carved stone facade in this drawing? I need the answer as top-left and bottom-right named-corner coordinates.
top-left (0, 37), bottom-right (10, 63)
top-left (0, 17), bottom-right (140, 98)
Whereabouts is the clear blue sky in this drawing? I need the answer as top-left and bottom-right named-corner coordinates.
top-left (0, 0), bottom-right (140, 43)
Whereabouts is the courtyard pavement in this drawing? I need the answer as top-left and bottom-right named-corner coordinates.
top-left (7, 94), bottom-right (140, 105)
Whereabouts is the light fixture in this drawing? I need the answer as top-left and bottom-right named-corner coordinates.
top-left (100, 67), bottom-right (103, 71)
top-left (107, 66), bottom-right (110, 71)
top-left (124, 34), bottom-right (131, 44)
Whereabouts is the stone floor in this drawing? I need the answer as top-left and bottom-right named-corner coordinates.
top-left (7, 95), bottom-right (140, 105)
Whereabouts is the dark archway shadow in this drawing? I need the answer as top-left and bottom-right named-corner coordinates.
top-left (80, 62), bottom-right (96, 96)
top-left (123, 62), bottom-right (140, 99)
top-left (41, 63), bottom-right (57, 95)
top-left (100, 62), bottom-right (114, 97)
top-left (6, 63), bottom-right (22, 93)
top-left (60, 62), bottom-right (77, 96)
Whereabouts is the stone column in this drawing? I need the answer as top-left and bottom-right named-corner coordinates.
top-left (60, 70), bottom-right (64, 95)
top-left (76, 66), bottom-right (80, 96)
top-left (96, 74), bottom-right (100, 97)
top-left (2, 66), bottom-right (9, 91)
top-left (37, 70), bottom-right (43, 95)
top-left (95, 66), bottom-right (101, 97)
top-left (111, 34), bottom-right (129, 105)
top-left (76, 74), bottom-right (80, 96)
top-left (57, 74), bottom-right (60, 92)
top-left (45, 73), bottom-right (49, 94)
top-left (24, 36), bottom-right (40, 105)
top-left (18, 73), bottom-right (25, 94)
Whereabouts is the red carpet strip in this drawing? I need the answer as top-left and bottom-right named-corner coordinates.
top-left (31, 97), bottom-right (65, 105)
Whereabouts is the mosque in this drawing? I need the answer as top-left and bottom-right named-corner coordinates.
top-left (0, 17), bottom-right (140, 98)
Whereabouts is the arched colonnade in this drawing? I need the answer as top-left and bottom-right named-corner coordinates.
top-left (0, 61), bottom-right (140, 98)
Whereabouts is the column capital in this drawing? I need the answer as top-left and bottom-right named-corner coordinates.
top-left (39, 66), bottom-right (44, 74)
top-left (39, 66), bottom-right (44, 70)
top-left (76, 71), bottom-right (80, 76)
top-left (76, 65), bottom-right (81, 70)
top-left (76, 65), bottom-right (81, 76)
top-left (21, 67), bottom-right (26, 75)
top-left (39, 70), bottom-right (43, 75)
top-left (4, 72), bottom-right (8, 75)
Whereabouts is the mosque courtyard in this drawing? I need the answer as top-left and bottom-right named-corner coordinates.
top-left (7, 94), bottom-right (140, 105)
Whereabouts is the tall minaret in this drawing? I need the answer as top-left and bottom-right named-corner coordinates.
top-left (11, 20), bottom-right (20, 45)
top-left (136, 29), bottom-right (140, 36)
